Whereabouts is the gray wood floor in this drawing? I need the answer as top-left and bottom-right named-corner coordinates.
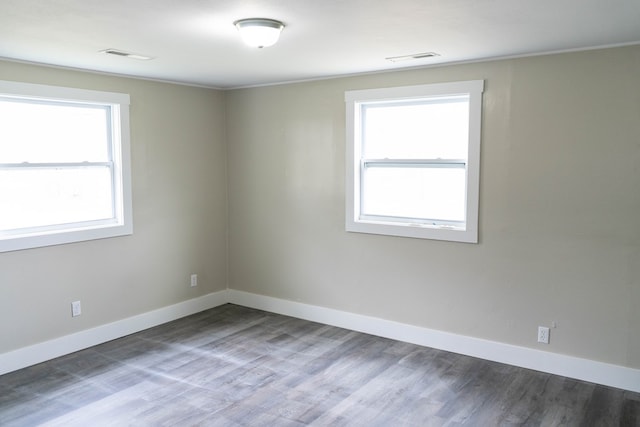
top-left (1, 304), bottom-right (639, 426)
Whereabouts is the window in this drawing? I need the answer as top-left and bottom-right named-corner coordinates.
top-left (345, 80), bottom-right (483, 243)
top-left (0, 80), bottom-right (132, 252)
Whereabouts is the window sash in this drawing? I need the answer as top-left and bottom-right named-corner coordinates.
top-left (360, 97), bottom-right (470, 160)
top-left (360, 160), bottom-right (467, 226)
top-left (0, 97), bottom-right (113, 164)
top-left (0, 162), bottom-right (117, 235)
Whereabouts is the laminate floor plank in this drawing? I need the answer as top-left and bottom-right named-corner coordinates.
top-left (1, 304), bottom-right (638, 426)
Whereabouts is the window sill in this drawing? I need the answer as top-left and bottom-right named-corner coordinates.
top-left (346, 219), bottom-right (477, 243)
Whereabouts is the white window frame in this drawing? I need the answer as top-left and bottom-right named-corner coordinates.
top-left (345, 80), bottom-right (483, 243)
top-left (0, 80), bottom-right (133, 252)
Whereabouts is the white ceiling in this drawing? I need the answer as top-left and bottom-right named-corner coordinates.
top-left (2, 0), bottom-right (640, 89)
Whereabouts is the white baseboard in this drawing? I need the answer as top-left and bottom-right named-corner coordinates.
top-left (4, 288), bottom-right (639, 394)
top-left (227, 289), bottom-right (640, 393)
top-left (0, 290), bottom-right (228, 376)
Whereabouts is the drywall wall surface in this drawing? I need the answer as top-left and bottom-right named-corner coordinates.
top-left (226, 45), bottom-right (640, 368)
top-left (0, 61), bottom-right (228, 353)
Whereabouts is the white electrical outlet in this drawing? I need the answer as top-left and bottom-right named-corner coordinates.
top-left (71, 300), bottom-right (82, 317)
top-left (538, 326), bottom-right (550, 344)
top-left (190, 274), bottom-right (198, 287)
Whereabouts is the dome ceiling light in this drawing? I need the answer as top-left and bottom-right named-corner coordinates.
top-left (234, 18), bottom-right (285, 48)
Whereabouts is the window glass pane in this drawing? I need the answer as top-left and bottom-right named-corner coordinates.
top-left (0, 99), bottom-right (110, 163)
top-left (362, 166), bottom-right (466, 222)
top-left (363, 97), bottom-right (469, 159)
top-left (0, 167), bottom-right (114, 231)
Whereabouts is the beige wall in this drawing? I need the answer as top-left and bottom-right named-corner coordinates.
top-left (227, 45), bottom-right (640, 368)
top-left (0, 61), bottom-right (228, 353)
top-left (1, 45), bottom-right (638, 371)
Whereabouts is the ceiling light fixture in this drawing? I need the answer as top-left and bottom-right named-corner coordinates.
top-left (234, 18), bottom-right (285, 48)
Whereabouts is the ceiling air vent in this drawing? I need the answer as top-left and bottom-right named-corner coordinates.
top-left (386, 52), bottom-right (440, 62)
top-left (99, 49), bottom-right (153, 60)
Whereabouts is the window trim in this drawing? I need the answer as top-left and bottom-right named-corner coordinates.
top-left (0, 80), bottom-right (133, 252)
top-left (345, 80), bottom-right (484, 243)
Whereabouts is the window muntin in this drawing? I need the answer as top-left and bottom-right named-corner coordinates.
top-left (345, 80), bottom-right (483, 243)
top-left (0, 80), bottom-right (132, 252)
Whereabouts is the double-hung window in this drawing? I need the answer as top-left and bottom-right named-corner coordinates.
top-left (0, 80), bottom-right (132, 252)
top-left (345, 80), bottom-right (483, 243)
